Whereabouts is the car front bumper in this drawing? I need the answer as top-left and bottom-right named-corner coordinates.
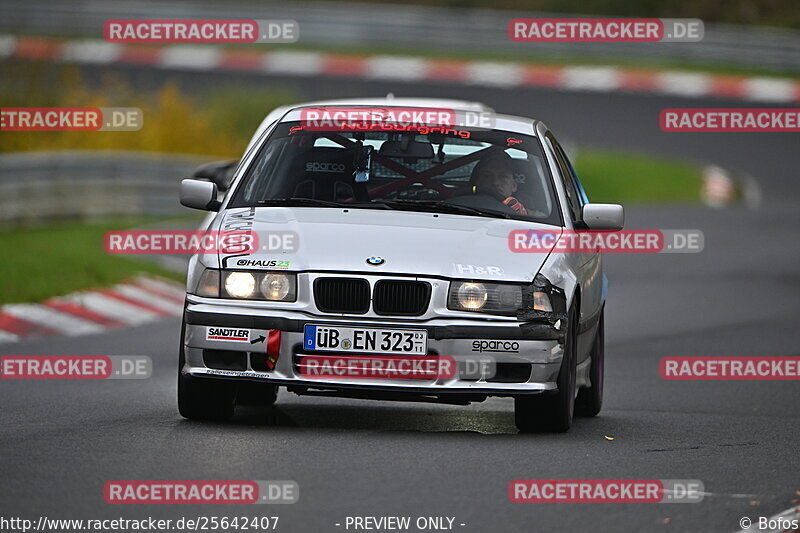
top-left (182, 299), bottom-right (567, 396)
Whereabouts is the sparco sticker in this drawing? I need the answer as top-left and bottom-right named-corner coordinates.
top-left (472, 340), bottom-right (520, 353)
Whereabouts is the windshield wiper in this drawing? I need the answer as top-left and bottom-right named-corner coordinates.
top-left (256, 198), bottom-right (392, 209)
top-left (381, 199), bottom-right (511, 219)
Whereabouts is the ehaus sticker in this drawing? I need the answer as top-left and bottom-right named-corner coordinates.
top-left (206, 327), bottom-right (250, 342)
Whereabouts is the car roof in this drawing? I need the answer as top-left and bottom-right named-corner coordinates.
top-left (243, 98), bottom-right (541, 155)
top-left (278, 105), bottom-right (539, 136)
top-left (282, 96), bottom-right (495, 113)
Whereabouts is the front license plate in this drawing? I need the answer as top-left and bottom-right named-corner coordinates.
top-left (303, 325), bottom-right (427, 355)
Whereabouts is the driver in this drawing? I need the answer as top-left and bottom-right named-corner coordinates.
top-left (470, 152), bottom-right (528, 215)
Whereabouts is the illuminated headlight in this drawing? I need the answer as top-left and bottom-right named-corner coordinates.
top-left (225, 272), bottom-right (256, 298)
top-left (457, 282), bottom-right (488, 310)
top-left (220, 271), bottom-right (297, 301)
top-left (448, 281), bottom-right (523, 315)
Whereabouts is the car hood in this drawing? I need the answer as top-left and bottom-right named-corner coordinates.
top-left (215, 207), bottom-right (560, 282)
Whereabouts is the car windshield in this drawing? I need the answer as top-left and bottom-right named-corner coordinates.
top-left (228, 121), bottom-right (562, 225)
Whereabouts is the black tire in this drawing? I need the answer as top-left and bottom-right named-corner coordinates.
top-left (576, 309), bottom-right (604, 417)
top-left (236, 382), bottom-right (279, 407)
top-left (177, 325), bottom-right (236, 421)
top-left (514, 304), bottom-right (578, 433)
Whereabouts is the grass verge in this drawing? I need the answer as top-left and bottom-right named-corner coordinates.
top-left (0, 218), bottom-right (187, 305)
top-left (575, 149), bottom-right (701, 203)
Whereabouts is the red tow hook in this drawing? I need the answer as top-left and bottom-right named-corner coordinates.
top-left (265, 329), bottom-right (282, 371)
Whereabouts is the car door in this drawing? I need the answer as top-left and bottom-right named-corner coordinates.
top-left (545, 132), bottom-right (602, 362)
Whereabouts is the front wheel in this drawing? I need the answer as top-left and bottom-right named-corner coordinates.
top-left (514, 304), bottom-right (578, 433)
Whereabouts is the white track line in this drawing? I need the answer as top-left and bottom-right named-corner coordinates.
top-left (745, 77), bottom-right (797, 103)
top-left (111, 285), bottom-right (184, 315)
top-left (0, 35), bottom-right (17, 59)
top-left (657, 71), bottom-right (712, 97)
top-left (465, 62), bottom-right (523, 87)
top-left (263, 51), bottom-right (324, 74)
top-left (0, 330), bottom-right (20, 343)
top-left (160, 46), bottom-right (222, 70)
top-left (62, 292), bottom-right (160, 326)
top-left (2, 304), bottom-right (105, 335)
top-left (60, 40), bottom-right (122, 64)
top-left (561, 66), bottom-right (621, 92)
top-left (135, 277), bottom-right (186, 300)
top-left (365, 56), bottom-right (428, 81)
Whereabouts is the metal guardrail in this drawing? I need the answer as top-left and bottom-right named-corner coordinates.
top-left (0, 151), bottom-right (209, 224)
top-left (1, 0), bottom-right (799, 72)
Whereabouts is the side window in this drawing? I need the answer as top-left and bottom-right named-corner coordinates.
top-left (546, 133), bottom-right (582, 222)
top-left (556, 144), bottom-right (589, 205)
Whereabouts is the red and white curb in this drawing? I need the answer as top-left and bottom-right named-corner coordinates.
top-left (0, 276), bottom-right (184, 344)
top-left (2, 35), bottom-right (799, 103)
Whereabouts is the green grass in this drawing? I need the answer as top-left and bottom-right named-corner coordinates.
top-left (575, 149), bottom-right (702, 203)
top-left (0, 218), bottom-right (187, 305)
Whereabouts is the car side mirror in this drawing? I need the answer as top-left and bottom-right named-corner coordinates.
top-left (180, 179), bottom-right (221, 211)
top-left (582, 203), bottom-right (624, 230)
top-left (192, 160), bottom-right (237, 192)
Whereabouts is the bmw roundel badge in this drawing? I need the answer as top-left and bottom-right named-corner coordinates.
top-left (366, 256), bottom-right (385, 266)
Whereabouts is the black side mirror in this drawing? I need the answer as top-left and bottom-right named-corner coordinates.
top-left (192, 161), bottom-right (237, 192)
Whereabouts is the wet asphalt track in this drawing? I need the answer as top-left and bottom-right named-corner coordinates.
top-left (1, 70), bottom-right (799, 532)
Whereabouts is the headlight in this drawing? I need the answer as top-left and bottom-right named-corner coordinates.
top-left (260, 273), bottom-right (295, 301)
top-left (225, 272), bottom-right (256, 298)
top-left (456, 282), bottom-right (488, 310)
top-left (448, 281), bottom-right (523, 315)
top-left (220, 271), bottom-right (296, 301)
